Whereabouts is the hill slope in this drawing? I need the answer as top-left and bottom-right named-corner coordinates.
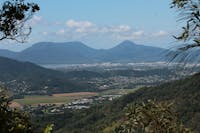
top-left (0, 49), bottom-right (17, 58)
top-left (0, 56), bottom-right (97, 95)
top-left (0, 41), bottom-right (167, 64)
top-left (104, 40), bottom-right (165, 62)
top-left (43, 73), bottom-right (200, 133)
top-left (16, 41), bottom-right (100, 64)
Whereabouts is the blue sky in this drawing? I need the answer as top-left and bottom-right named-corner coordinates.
top-left (0, 0), bottom-right (182, 51)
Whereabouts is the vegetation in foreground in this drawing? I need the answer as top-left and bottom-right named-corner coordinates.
top-left (116, 100), bottom-right (192, 133)
top-left (0, 0), bottom-right (200, 133)
top-left (37, 73), bottom-right (200, 133)
top-left (0, 89), bottom-right (51, 133)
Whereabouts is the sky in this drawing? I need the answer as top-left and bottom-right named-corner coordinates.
top-left (0, 0), bottom-right (182, 51)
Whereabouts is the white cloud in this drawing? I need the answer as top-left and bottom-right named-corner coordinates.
top-left (37, 19), bottom-right (170, 45)
top-left (42, 31), bottom-right (48, 35)
top-left (56, 29), bottom-right (65, 35)
top-left (107, 25), bottom-right (131, 33)
top-left (33, 15), bottom-right (42, 22)
top-left (66, 19), bottom-right (132, 34)
top-left (54, 21), bottom-right (62, 25)
top-left (152, 30), bottom-right (168, 37)
top-left (66, 19), bottom-right (94, 28)
top-left (50, 19), bottom-right (146, 42)
top-left (133, 30), bottom-right (144, 36)
top-left (75, 28), bottom-right (98, 33)
top-left (66, 19), bottom-right (97, 33)
top-left (111, 30), bottom-right (145, 41)
top-left (29, 15), bottom-right (43, 26)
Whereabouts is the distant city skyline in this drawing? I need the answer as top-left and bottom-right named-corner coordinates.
top-left (0, 0), bottom-right (182, 51)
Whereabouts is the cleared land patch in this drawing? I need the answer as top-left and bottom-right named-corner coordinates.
top-left (10, 102), bottom-right (22, 108)
top-left (14, 92), bottom-right (97, 106)
top-left (13, 89), bottom-right (139, 106)
top-left (53, 92), bottom-right (97, 97)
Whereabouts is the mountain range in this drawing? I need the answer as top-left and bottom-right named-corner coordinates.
top-left (0, 40), bottom-right (167, 64)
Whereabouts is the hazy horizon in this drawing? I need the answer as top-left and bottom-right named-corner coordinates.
top-left (0, 40), bottom-right (169, 52)
top-left (0, 0), bottom-right (181, 51)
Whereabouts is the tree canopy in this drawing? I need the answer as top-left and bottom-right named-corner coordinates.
top-left (0, 0), bottom-right (39, 42)
top-left (0, 0), bottom-right (43, 132)
top-left (0, 88), bottom-right (34, 133)
top-left (116, 100), bottom-right (192, 133)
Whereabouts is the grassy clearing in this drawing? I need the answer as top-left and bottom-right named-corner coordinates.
top-left (13, 92), bottom-right (98, 106)
top-left (14, 95), bottom-right (72, 105)
top-left (13, 88), bottom-right (140, 106)
top-left (53, 92), bottom-right (97, 97)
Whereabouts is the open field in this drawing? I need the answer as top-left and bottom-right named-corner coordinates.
top-left (13, 88), bottom-right (140, 107)
top-left (53, 92), bottom-right (97, 97)
top-left (14, 92), bottom-right (97, 106)
top-left (14, 95), bottom-right (71, 106)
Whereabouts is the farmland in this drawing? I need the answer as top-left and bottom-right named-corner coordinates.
top-left (13, 92), bottom-right (97, 106)
top-left (13, 88), bottom-right (139, 107)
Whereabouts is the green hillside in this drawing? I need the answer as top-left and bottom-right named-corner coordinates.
top-left (0, 56), bottom-right (179, 97)
top-left (40, 73), bottom-right (200, 133)
top-left (0, 56), bottom-right (97, 95)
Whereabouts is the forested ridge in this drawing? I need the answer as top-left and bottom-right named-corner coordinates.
top-left (36, 73), bottom-right (200, 133)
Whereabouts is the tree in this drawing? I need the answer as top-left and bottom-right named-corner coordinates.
top-left (0, 87), bottom-right (54, 133)
top-left (0, 0), bottom-right (39, 42)
top-left (0, 88), bottom-right (34, 133)
top-left (0, 1), bottom-right (47, 132)
top-left (171, 0), bottom-right (200, 51)
top-left (116, 100), bottom-right (192, 133)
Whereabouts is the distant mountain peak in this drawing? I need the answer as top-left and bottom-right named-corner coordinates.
top-left (33, 41), bottom-right (86, 46)
top-left (0, 41), bottom-right (167, 64)
top-left (26, 41), bottom-right (93, 52)
top-left (112, 40), bottom-right (137, 49)
top-left (121, 40), bottom-right (136, 44)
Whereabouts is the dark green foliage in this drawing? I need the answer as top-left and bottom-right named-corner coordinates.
top-left (0, 56), bottom-right (98, 94)
top-left (0, 89), bottom-right (33, 133)
top-left (42, 73), bottom-right (200, 133)
top-left (0, 88), bottom-right (54, 133)
top-left (44, 124), bottom-right (54, 133)
top-left (0, 0), bottom-right (39, 42)
top-left (115, 73), bottom-right (200, 132)
top-left (116, 100), bottom-right (192, 133)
